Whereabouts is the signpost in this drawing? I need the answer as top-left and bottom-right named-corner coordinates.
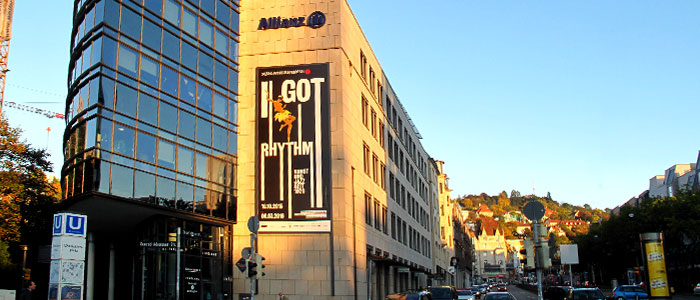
top-left (561, 244), bottom-right (579, 287)
top-left (49, 213), bottom-right (87, 300)
top-left (248, 217), bottom-right (259, 300)
top-left (523, 201), bottom-right (545, 300)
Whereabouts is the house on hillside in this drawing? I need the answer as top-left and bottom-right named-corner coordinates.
top-left (472, 217), bottom-right (507, 283)
top-left (476, 204), bottom-right (494, 218)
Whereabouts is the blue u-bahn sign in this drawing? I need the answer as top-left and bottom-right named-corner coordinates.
top-left (53, 213), bottom-right (87, 237)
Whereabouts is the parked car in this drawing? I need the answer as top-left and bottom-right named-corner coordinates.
top-left (544, 286), bottom-right (573, 300)
top-left (386, 290), bottom-right (433, 300)
top-left (428, 286), bottom-right (458, 300)
top-left (693, 283), bottom-right (700, 296)
top-left (470, 286), bottom-right (482, 298)
top-left (569, 288), bottom-right (606, 300)
top-left (457, 289), bottom-right (475, 300)
top-left (612, 285), bottom-right (648, 300)
top-left (483, 292), bottom-right (514, 300)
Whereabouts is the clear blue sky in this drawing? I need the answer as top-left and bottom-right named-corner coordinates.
top-left (5, 1), bottom-right (699, 210)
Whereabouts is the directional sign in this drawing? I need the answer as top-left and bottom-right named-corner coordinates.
top-left (236, 257), bottom-right (247, 273)
top-left (248, 216), bottom-right (260, 233)
top-left (523, 201), bottom-right (545, 221)
top-left (241, 247), bottom-right (252, 258)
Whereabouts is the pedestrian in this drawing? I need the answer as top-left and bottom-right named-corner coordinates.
top-left (278, 292), bottom-right (289, 300)
top-left (20, 281), bottom-right (36, 300)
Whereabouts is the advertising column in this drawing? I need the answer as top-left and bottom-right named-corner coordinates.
top-left (49, 213), bottom-right (87, 300)
top-left (640, 232), bottom-right (670, 300)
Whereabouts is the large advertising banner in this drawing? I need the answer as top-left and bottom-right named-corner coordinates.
top-left (256, 63), bottom-right (331, 232)
top-left (644, 241), bottom-right (670, 297)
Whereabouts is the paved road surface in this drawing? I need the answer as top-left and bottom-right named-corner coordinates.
top-left (507, 285), bottom-right (697, 300)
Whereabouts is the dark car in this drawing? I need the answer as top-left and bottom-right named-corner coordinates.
top-left (496, 284), bottom-right (507, 292)
top-left (612, 285), bottom-right (648, 300)
top-left (428, 286), bottom-right (458, 300)
top-left (457, 289), bottom-right (475, 300)
top-left (483, 292), bottom-right (514, 300)
top-left (544, 286), bottom-right (573, 300)
top-left (386, 290), bottom-right (433, 300)
top-left (570, 288), bottom-right (606, 300)
top-left (470, 287), bottom-right (482, 298)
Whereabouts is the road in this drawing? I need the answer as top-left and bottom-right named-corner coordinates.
top-left (507, 285), bottom-right (697, 300)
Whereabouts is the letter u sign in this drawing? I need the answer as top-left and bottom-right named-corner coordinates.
top-left (53, 215), bottom-right (63, 234)
top-left (66, 215), bottom-right (87, 235)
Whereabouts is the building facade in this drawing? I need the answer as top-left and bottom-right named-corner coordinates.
top-left (234, 1), bottom-right (436, 299)
top-left (62, 0), bottom-right (240, 298)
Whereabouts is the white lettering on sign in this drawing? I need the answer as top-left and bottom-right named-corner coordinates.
top-left (261, 212), bottom-right (285, 219)
top-left (294, 168), bottom-right (309, 194)
top-left (261, 141), bottom-right (313, 157)
top-left (281, 77), bottom-right (325, 103)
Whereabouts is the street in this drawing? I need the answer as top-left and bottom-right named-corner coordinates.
top-left (507, 285), bottom-right (698, 300)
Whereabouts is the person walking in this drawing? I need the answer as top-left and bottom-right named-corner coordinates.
top-left (278, 292), bottom-right (289, 300)
top-left (19, 281), bottom-right (36, 300)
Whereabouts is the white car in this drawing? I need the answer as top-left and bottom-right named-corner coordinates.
top-left (457, 290), bottom-right (475, 300)
top-left (693, 283), bottom-right (700, 296)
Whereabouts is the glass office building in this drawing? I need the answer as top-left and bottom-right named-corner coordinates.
top-left (62, 0), bottom-right (239, 298)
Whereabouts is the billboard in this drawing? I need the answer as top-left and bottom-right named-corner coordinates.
top-left (256, 63), bottom-right (331, 232)
top-left (644, 241), bottom-right (669, 297)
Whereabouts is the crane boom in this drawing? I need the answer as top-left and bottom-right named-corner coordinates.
top-left (0, 0), bottom-right (15, 115)
top-left (3, 101), bottom-right (65, 119)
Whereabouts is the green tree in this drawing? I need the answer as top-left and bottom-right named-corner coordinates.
top-left (0, 117), bottom-right (59, 268)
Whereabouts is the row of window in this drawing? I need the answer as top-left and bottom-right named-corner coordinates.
top-left (390, 212), bottom-right (430, 258)
top-left (359, 50), bottom-right (383, 104)
top-left (365, 192), bottom-right (387, 234)
top-left (362, 142), bottom-right (386, 190)
top-left (361, 96), bottom-right (385, 148)
top-left (388, 172), bottom-right (430, 232)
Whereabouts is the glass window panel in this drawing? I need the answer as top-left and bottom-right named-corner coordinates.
top-left (201, 0), bottom-right (215, 17)
top-left (215, 1), bottom-right (229, 26)
top-left (158, 139), bottom-right (176, 169)
top-left (99, 118), bottom-right (113, 151)
top-left (228, 38), bottom-right (238, 62)
top-left (212, 124), bottom-right (226, 151)
top-left (182, 8), bottom-right (197, 37)
top-left (178, 110), bottom-right (195, 140)
top-left (198, 51), bottom-right (213, 80)
top-left (138, 92), bottom-right (158, 125)
top-left (115, 83), bottom-right (137, 117)
top-left (85, 118), bottom-right (97, 150)
top-left (196, 117), bottom-right (211, 146)
top-left (229, 7), bottom-right (239, 33)
top-left (180, 41), bottom-right (197, 70)
top-left (213, 92), bottom-right (226, 119)
top-left (134, 170), bottom-right (156, 200)
top-left (176, 181), bottom-right (194, 210)
top-left (197, 84), bottom-right (212, 112)
top-left (102, 37), bottom-right (118, 69)
top-left (142, 18), bottom-right (162, 52)
top-left (180, 75), bottom-right (196, 104)
top-left (159, 102), bottom-right (177, 132)
top-left (228, 99), bottom-right (237, 124)
top-left (95, 0), bottom-right (104, 25)
top-left (194, 186), bottom-right (206, 212)
top-left (177, 146), bottom-right (194, 174)
top-left (104, 0), bottom-right (120, 28)
top-left (214, 59), bottom-right (227, 88)
top-left (156, 176), bottom-right (176, 207)
top-left (98, 161), bottom-right (110, 193)
top-left (91, 37), bottom-right (102, 67)
top-left (195, 189), bottom-right (214, 215)
top-left (199, 19), bottom-right (213, 46)
top-left (228, 68), bottom-right (237, 92)
top-left (214, 29), bottom-right (227, 55)
top-left (195, 152), bottom-right (207, 179)
top-left (144, 0), bottom-right (162, 16)
top-left (162, 30), bottom-right (180, 61)
top-left (140, 55), bottom-right (159, 87)
top-left (164, 0), bottom-right (181, 26)
top-left (136, 132), bottom-right (156, 163)
top-left (113, 124), bottom-right (135, 157)
top-left (160, 65), bottom-right (178, 96)
top-left (227, 132), bottom-right (236, 154)
top-left (120, 6), bottom-right (141, 40)
top-left (118, 45), bottom-right (138, 77)
top-left (110, 164), bottom-right (134, 198)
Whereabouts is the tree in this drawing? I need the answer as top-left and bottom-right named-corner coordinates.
top-left (0, 117), bottom-right (59, 268)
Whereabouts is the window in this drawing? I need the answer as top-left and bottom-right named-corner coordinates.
top-left (369, 67), bottom-right (375, 94)
top-left (370, 109), bottom-right (377, 138)
top-left (380, 163), bottom-right (386, 190)
top-left (402, 220), bottom-right (407, 245)
top-left (363, 143), bottom-right (370, 175)
top-left (382, 206), bottom-right (388, 234)
top-left (378, 121), bottom-right (384, 147)
top-left (360, 51), bottom-right (367, 80)
top-left (372, 154), bottom-right (379, 183)
top-left (374, 200), bottom-right (380, 230)
top-left (365, 192), bottom-right (372, 225)
top-left (397, 217), bottom-right (403, 243)
top-left (389, 173), bottom-right (395, 199)
top-left (391, 212), bottom-right (396, 239)
top-left (362, 96), bottom-right (368, 128)
top-left (378, 84), bottom-right (383, 106)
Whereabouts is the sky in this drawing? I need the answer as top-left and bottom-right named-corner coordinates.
top-left (4, 1), bottom-right (700, 210)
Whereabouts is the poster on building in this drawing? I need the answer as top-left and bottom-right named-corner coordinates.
top-left (256, 63), bottom-right (331, 232)
top-left (644, 241), bottom-right (670, 297)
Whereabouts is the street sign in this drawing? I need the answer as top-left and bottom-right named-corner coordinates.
top-left (248, 216), bottom-right (260, 233)
top-left (523, 201), bottom-right (545, 221)
top-left (236, 257), bottom-right (247, 273)
top-left (560, 244), bottom-right (579, 264)
top-left (241, 247), bottom-right (252, 258)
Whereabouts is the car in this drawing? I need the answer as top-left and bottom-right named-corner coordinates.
top-left (457, 289), bottom-right (475, 300)
top-left (694, 283), bottom-right (700, 296)
top-left (496, 284), bottom-right (507, 292)
top-left (470, 287), bottom-right (482, 298)
top-left (479, 284), bottom-right (490, 293)
top-left (483, 292), bottom-right (514, 300)
top-left (612, 285), bottom-right (648, 300)
top-left (386, 290), bottom-right (433, 300)
top-left (428, 286), bottom-right (458, 300)
top-left (544, 286), bottom-right (573, 300)
top-left (569, 288), bottom-right (606, 300)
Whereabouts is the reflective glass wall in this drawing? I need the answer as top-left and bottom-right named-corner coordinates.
top-left (63, 0), bottom-right (239, 220)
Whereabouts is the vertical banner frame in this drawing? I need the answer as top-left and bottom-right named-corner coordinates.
top-left (255, 63), bottom-right (331, 233)
top-left (640, 232), bottom-right (670, 299)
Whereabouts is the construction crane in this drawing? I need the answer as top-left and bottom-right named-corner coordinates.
top-left (0, 0), bottom-right (14, 115)
top-left (3, 101), bottom-right (65, 119)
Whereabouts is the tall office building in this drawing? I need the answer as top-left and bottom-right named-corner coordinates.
top-left (62, 0), bottom-right (239, 298)
top-left (233, 1), bottom-right (440, 299)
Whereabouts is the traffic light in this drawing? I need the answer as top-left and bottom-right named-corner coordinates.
top-left (537, 240), bottom-right (551, 268)
top-left (247, 257), bottom-right (258, 278)
top-left (524, 239), bottom-right (535, 269)
top-left (255, 254), bottom-right (266, 279)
